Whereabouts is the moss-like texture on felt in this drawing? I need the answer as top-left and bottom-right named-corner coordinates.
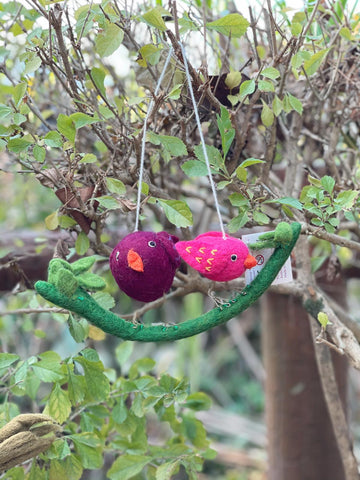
top-left (35, 222), bottom-right (301, 342)
top-left (248, 222), bottom-right (294, 250)
top-left (47, 256), bottom-right (105, 297)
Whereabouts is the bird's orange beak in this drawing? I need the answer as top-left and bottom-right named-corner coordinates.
top-left (244, 254), bottom-right (257, 270)
top-left (127, 249), bottom-right (144, 272)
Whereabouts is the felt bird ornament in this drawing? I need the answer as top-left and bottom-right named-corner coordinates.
top-left (175, 231), bottom-right (257, 282)
top-left (110, 231), bottom-right (181, 302)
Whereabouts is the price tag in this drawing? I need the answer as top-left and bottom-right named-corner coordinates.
top-left (242, 230), bottom-right (293, 286)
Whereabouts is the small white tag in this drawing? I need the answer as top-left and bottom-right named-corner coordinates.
top-left (242, 230), bottom-right (293, 286)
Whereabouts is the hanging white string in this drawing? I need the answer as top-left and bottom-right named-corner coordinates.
top-left (179, 42), bottom-right (226, 239)
top-left (134, 47), bottom-right (174, 232)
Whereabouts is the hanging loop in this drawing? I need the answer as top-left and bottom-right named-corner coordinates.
top-left (179, 42), bottom-right (226, 239)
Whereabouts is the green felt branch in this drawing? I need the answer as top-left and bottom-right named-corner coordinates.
top-left (248, 222), bottom-right (294, 250)
top-left (35, 222), bottom-right (301, 342)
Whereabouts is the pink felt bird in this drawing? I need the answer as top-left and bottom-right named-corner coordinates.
top-left (175, 231), bottom-right (257, 282)
top-left (110, 231), bottom-right (181, 302)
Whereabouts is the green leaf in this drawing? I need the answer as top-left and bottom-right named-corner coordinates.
top-left (261, 67), bottom-right (280, 79)
top-left (68, 314), bottom-right (89, 343)
top-left (225, 72), bottom-right (242, 89)
top-left (287, 93), bottom-right (303, 114)
top-left (95, 22), bottom-right (124, 57)
top-left (318, 312), bottom-right (330, 328)
top-left (265, 197), bottom-right (303, 210)
top-left (291, 22), bottom-right (302, 36)
top-left (13, 82), bottom-right (27, 108)
top-left (116, 341), bottom-right (134, 366)
top-left (324, 222), bottom-right (335, 233)
top-left (58, 215), bottom-right (77, 228)
top-left (33, 144), bottom-right (46, 163)
top-left (75, 232), bottom-right (90, 255)
top-left (167, 83), bottom-right (182, 100)
top-left (216, 105), bottom-right (235, 158)
top-left (207, 13), bottom-right (249, 38)
top-left (7, 137), bottom-right (33, 152)
top-left (45, 211), bottom-right (59, 230)
top-left (291, 51), bottom-right (310, 69)
top-left (49, 455), bottom-right (83, 480)
top-left (44, 383), bottom-right (71, 423)
top-left (97, 195), bottom-right (121, 210)
top-left (217, 180), bottom-right (231, 190)
top-left (129, 358), bottom-right (156, 379)
top-left (0, 353), bottom-right (19, 370)
top-left (304, 49), bottom-right (330, 76)
top-left (239, 79), bottom-right (256, 99)
top-left (32, 351), bottom-right (64, 382)
top-left (156, 460), bottom-right (180, 480)
top-left (181, 160), bottom-right (209, 177)
top-left (113, 398), bottom-right (128, 424)
top-left (23, 54), bottom-right (42, 75)
top-left (131, 393), bottom-right (145, 417)
top-left (320, 175), bottom-right (336, 194)
top-left (138, 44), bottom-right (163, 67)
top-left (253, 210), bottom-right (270, 224)
top-left (239, 158), bottom-right (265, 168)
top-left (79, 153), bottom-right (97, 164)
top-left (261, 103), bottom-right (274, 127)
top-left (334, 190), bottom-right (359, 210)
top-left (13, 113), bottom-right (27, 126)
top-left (229, 192), bottom-right (249, 207)
top-left (184, 392), bottom-right (212, 411)
top-left (44, 131), bottom-right (63, 148)
top-left (57, 114), bottom-right (76, 143)
top-left (74, 355), bottom-right (110, 402)
top-left (311, 255), bottom-right (328, 273)
top-left (70, 112), bottom-right (99, 129)
top-left (328, 217), bottom-right (339, 227)
top-left (158, 135), bottom-right (187, 157)
top-left (235, 166), bottom-right (247, 182)
top-left (193, 144), bottom-right (223, 171)
top-left (107, 454), bottom-right (152, 480)
top-left (90, 67), bottom-right (106, 97)
top-left (106, 177), bottom-right (126, 195)
top-left (182, 416), bottom-right (208, 448)
top-left (227, 212), bottom-right (249, 232)
top-left (142, 8), bottom-right (167, 31)
top-left (258, 79), bottom-right (275, 92)
top-left (272, 95), bottom-right (283, 117)
top-left (0, 104), bottom-right (13, 121)
top-left (339, 27), bottom-right (353, 41)
top-left (157, 199), bottom-right (193, 227)
top-left (67, 369), bottom-right (86, 405)
top-left (70, 433), bottom-right (103, 469)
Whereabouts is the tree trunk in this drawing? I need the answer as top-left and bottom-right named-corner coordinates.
top-left (262, 292), bottom-right (348, 480)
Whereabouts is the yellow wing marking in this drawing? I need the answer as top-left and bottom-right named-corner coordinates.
top-left (185, 246), bottom-right (192, 253)
top-left (211, 249), bottom-right (218, 255)
top-left (199, 247), bottom-right (206, 254)
top-left (195, 257), bottom-right (202, 263)
top-left (207, 258), bottom-right (214, 265)
top-left (205, 266), bottom-right (212, 272)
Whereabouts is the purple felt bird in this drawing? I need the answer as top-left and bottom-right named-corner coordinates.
top-left (109, 231), bottom-right (181, 302)
top-left (175, 231), bottom-right (257, 282)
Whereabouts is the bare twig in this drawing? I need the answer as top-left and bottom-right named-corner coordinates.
top-left (308, 316), bottom-right (360, 480)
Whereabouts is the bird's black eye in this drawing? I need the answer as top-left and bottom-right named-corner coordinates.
top-left (231, 254), bottom-right (237, 261)
top-left (148, 240), bottom-right (156, 248)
